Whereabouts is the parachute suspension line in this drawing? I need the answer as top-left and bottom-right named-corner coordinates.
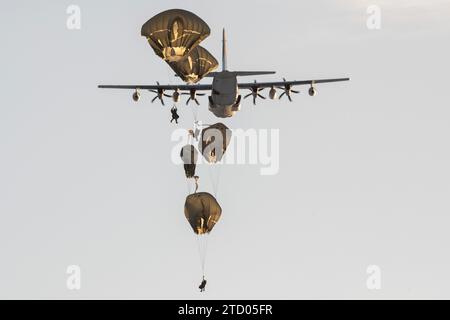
top-left (203, 235), bottom-right (209, 277)
top-left (196, 234), bottom-right (209, 277)
top-left (189, 105), bottom-right (199, 147)
top-left (215, 164), bottom-right (222, 197)
top-left (208, 164), bottom-right (222, 198)
top-left (200, 236), bottom-right (206, 277)
top-left (166, 63), bottom-right (173, 86)
top-left (208, 165), bottom-right (217, 197)
top-left (185, 178), bottom-right (193, 195)
top-left (189, 104), bottom-right (199, 123)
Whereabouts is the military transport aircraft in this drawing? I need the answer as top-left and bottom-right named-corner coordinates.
top-left (98, 28), bottom-right (349, 118)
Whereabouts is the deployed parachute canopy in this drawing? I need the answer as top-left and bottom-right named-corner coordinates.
top-left (141, 9), bottom-right (211, 62)
top-left (180, 144), bottom-right (199, 178)
top-left (169, 46), bottom-right (218, 84)
top-left (199, 123), bottom-right (232, 163)
top-left (184, 192), bottom-right (222, 235)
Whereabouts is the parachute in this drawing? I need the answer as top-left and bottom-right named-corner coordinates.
top-left (168, 46), bottom-right (218, 84)
top-left (199, 123), bottom-right (232, 163)
top-left (180, 144), bottom-right (198, 178)
top-left (141, 9), bottom-right (211, 62)
top-left (184, 192), bottom-right (222, 278)
top-left (184, 192), bottom-right (222, 235)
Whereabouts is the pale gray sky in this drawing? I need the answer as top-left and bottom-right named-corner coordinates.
top-left (1, 0), bottom-right (450, 299)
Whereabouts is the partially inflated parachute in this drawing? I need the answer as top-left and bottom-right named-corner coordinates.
top-left (168, 46), bottom-right (218, 84)
top-left (180, 144), bottom-right (198, 178)
top-left (184, 192), bottom-right (222, 235)
top-left (199, 123), bottom-right (232, 163)
top-left (141, 9), bottom-right (210, 62)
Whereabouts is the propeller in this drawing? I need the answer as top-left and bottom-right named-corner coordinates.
top-left (149, 82), bottom-right (171, 105)
top-left (277, 78), bottom-right (300, 102)
top-left (244, 80), bottom-right (266, 105)
top-left (182, 88), bottom-right (206, 106)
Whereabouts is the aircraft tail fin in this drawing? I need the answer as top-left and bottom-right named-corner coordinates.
top-left (214, 29), bottom-right (275, 76)
top-left (222, 28), bottom-right (227, 71)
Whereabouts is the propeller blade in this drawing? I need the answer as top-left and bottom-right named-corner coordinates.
top-left (195, 98), bottom-right (200, 106)
top-left (253, 96), bottom-right (257, 105)
top-left (244, 93), bottom-right (252, 99)
top-left (258, 94), bottom-right (266, 99)
top-left (161, 98), bottom-right (165, 106)
top-left (151, 96), bottom-right (158, 103)
top-left (186, 98), bottom-right (191, 106)
top-left (197, 93), bottom-right (206, 96)
top-left (288, 95), bottom-right (292, 102)
top-left (279, 92), bottom-right (286, 99)
top-left (291, 90), bottom-right (300, 94)
top-left (163, 94), bottom-right (171, 98)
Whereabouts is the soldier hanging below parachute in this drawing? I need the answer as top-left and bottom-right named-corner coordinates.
top-left (180, 144), bottom-right (198, 179)
top-left (184, 191), bottom-right (222, 292)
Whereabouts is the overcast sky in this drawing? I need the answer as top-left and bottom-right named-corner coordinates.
top-left (1, 0), bottom-right (450, 299)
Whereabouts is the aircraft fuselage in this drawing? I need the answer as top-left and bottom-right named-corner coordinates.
top-left (208, 71), bottom-right (241, 118)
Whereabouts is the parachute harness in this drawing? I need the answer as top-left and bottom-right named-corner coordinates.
top-left (208, 163), bottom-right (222, 198)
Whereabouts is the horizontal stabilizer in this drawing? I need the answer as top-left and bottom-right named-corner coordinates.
top-left (204, 71), bottom-right (276, 77)
top-left (233, 71), bottom-right (276, 76)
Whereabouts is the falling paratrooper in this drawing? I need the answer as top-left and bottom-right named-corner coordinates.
top-left (184, 191), bottom-right (222, 292)
top-left (180, 144), bottom-right (199, 179)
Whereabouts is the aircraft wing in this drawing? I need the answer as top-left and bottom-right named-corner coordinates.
top-left (237, 77), bottom-right (350, 89)
top-left (98, 84), bottom-right (212, 91)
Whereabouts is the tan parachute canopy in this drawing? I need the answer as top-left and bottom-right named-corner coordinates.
top-left (141, 9), bottom-right (211, 62)
top-left (180, 144), bottom-right (198, 178)
top-left (199, 123), bottom-right (232, 163)
top-left (184, 192), bottom-right (222, 235)
top-left (168, 46), bottom-right (218, 84)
